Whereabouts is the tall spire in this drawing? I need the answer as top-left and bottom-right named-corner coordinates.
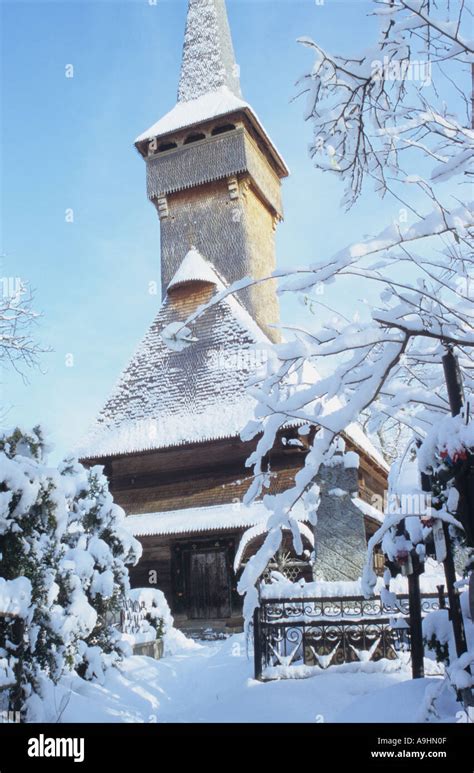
top-left (178, 0), bottom-right (242, 103)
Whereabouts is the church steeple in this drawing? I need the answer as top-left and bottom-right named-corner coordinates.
top-left (178, 0), bottom-right (242, 103)
top-left (135, 0), bottom-right (289, 342)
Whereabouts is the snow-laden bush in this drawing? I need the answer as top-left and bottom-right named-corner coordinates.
top-left (0, 426), bottom-right (81, 700)
top-left (60, 458), bottom-right (142, 680)
top-left (0, 427), bottom-right (142, 716)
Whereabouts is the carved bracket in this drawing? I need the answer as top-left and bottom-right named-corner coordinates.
top-left (227, 176), bottom-right (240, 200)
top-left (156, 195), bottom-right (169, 219)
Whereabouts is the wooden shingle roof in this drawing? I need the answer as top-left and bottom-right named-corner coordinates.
top-left (78, 250), bottom-right (271, 459)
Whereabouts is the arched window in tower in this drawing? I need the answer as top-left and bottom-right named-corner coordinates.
top-left (183, 132), bottom-right (206, 145)
top-left (157, 141), bottom-right (178, 153)
top-left (211, 124), bottom-right (236, 136)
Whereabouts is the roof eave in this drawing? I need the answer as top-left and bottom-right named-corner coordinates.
top-left (134, 105), bottom-right (289, 179)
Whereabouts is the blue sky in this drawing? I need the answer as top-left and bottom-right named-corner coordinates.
top-left (0, 0), bottom-right (437, 461)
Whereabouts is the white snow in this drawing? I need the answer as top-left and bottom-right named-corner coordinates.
top-left (234, 520), bottom-right (314, 570)
top-left (134, 84), bottom-right (288, 176)
top-left (31, 632), bottom-right (459, 724)
top-left (177, 0), bottom-right (242, 104)
top-left (125, 500), bottom-right (309, 538)
top-left (0, 658), bottom-right (15, 689)
top-left (0, 577), bottom-right (32, 618)
top-left (261, 560), bottom-right (447, 600)
top-left (135, 86), bottom-right (248, 143)
top-left (79, 398), bottom-right (259, 459)
top-left (345, 422), bottom-right (387, 471)
top-left (352, 496), bottom-right (384, 524)
top-left (167, 247), bottom-right (221, 290)
top-left (343, 450), bottom-right (360, 469)
top-left (122, 588), bottom-right (174, 648)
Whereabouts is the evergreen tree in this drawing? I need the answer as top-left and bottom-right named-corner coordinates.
top-left (0, 428), bottom-right (142, 716)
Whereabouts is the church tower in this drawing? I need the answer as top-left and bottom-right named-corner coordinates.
top-left (135, 0), bottom-right (289, 341)
top-left (79, 0), bottom-right (388, 630)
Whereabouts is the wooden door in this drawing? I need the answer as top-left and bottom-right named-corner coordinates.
top-left (189, 548), bottom-right (231, 619)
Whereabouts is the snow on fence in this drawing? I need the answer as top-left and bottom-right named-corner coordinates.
top-left (119, 598), bottom-right (149, 637)
top-left (108, 590), bottom-right (171, 658)
top-left (253, 590), bottom-right (444, 680)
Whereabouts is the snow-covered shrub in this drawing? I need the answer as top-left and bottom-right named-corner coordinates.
top-left (0, 427), bottom-right (142, 714)
top-left (59, 458), bottom-right (142, 680)
top-left (0, 426), bottom-right (80, 697)
top-left (0, 576), bottom-right (32, 712)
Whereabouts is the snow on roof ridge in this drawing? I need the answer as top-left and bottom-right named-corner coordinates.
top-left (167, 247), bottom-right (220, 290)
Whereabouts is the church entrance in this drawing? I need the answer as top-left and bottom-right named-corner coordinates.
top-left (172, 536), bottom-right (240, 623)
top-left (189, 547), bottom-right (231, 619)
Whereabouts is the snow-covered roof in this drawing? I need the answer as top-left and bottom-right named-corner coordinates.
top-left (124, 500), bottom-right (309, 538)
top-left (167, 247), bottom-right (221, 290)
top-left (136, 86), bottom-right (246, 143)
top-left (77, 251), bottom-right (272, 459)
top-left (135, 87), bottom-right (289, 178)
top-left (78, 248), bottom-right (389, 471)
top-left (135, 0), bottom-right (288, 175)
top-left (234, 520), bottom-right (314, 570)
top-left (345, 422), bottom-right (388, 472)
top-left (352, 496), bottom-right (384, 524)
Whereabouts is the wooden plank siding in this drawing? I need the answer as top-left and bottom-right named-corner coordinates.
top-left (84, 430), bottom-right (387, 625)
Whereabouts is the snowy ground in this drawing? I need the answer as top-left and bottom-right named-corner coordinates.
top-left (36, 634), bottom-right (461, 724)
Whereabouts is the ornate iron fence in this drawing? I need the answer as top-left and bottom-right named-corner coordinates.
top-left (253, 592), bottom-right (444, 680)
top-left (106, 598), bottom-right (149, 635)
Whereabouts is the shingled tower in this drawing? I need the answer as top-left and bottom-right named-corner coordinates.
top-left (80, 0), bottom-right (388, 631)
top-left (135, 0), bottom-right (288, 341)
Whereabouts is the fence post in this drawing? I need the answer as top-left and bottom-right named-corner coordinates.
top-left (437, 584), bottom-right (446, 609)
top-left (408, 571), bottom-right (424, 679)
top-left (253, 606), bottom-right (262, 681)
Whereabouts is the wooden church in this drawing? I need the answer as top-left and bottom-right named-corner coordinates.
top-left (79, 0), bottom-right (388, 631)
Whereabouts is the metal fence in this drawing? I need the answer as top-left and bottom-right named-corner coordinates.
top-left (253, 591), bottom-right (444, 680)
